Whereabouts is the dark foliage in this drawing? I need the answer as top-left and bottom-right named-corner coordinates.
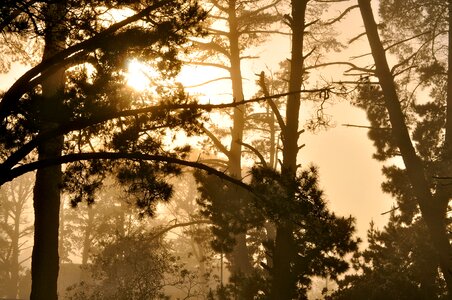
top-left (196, 165), bottom-right (359, 298)
top-left (328, 215), bottom-right (447, 299)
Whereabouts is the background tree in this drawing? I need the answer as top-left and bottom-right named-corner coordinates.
top-left (65, 231), bottom-right (171, 300)
top-left (0, 173), bottom-right (34, 299)
top-left (188, 0), bottom-right (282, 278)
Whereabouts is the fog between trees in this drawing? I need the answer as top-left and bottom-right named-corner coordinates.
top-left (0, 0), bottom-right (451, 299)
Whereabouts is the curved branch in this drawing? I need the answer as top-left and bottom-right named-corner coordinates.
top-left (183, 76), bottom-right (231, 88)
top-left (2, 152), bottom-right (252, 192)
top-left (324, 5), bottom-right (359, 25)
top-left (184, 60), bottom-right (231, 71)
top-left (151, 219), bottom-right (211, 240)
top-left (238, 141), bottom-right (267, 167)
top-left (305, 61), bottom-right (374, 74)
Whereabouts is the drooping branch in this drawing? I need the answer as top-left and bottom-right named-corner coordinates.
top-left (201, 125), bottom-right (231, 158)
top-left (151, 219), bottom-right (211, 240)
top-left (238, 141), bottom-right (267, 167)
top-left (1, 152), bottom-right (253, 192)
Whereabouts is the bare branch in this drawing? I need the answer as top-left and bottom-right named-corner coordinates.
top-left (183, 77), bottom-right (231, 88)
top-left (324, 5), bottom-right (359, 25)
top-left (240, 30), bottom-right (291, 36)
top-left (305, 61), bottom-right (374, 74)
top-left (201, 125), bottom-right (231, 158)
top-left (348, 31), bottom-right (367, 44)
top-left (184, 60), bottom-right (231, 71)
top-left (236, 0), bottom-right (282, 21)
top-left (151, 219), bottom-right (211, 240)
top-left (342, 123), bottom-right (391, 130)
top-left (206, 27), bottom-right (229, 36)
top-left (238, 141), bottom-right (267, 167)
top-left (381, 206), bottom-right (399, 215)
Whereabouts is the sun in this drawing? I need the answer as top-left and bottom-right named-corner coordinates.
top-left (125, 59), bottom-right (151, 91)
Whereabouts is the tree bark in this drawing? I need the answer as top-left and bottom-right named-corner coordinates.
top-left (30, 3), bottom-right (67, 299)
top-left (358, 0), bottom-right (452, 297)
top-left (271, 1), bottom-right (308, 299)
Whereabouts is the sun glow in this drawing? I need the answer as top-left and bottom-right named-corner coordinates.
top-left (125, 59), bottom-right (151, 91)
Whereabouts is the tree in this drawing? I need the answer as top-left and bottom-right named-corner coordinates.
top-left (264, 1), bottom-right (356, 298)
top-left (66, 231), bottom-right (171, 300)
top-left (189, 0), bottom-right (282, 277)
top-left (194, 0), bottom-right (361, 297)
top-left (249, 165), bottom-right (359, 299)
top-left (0, 173), bottom-right (34, 299)
top-left (356, 0), bottom-right (452, 295)
top-left (0, 1), bottom-right (207, 299)
top-left (329, 215), bottom-right (447, 299)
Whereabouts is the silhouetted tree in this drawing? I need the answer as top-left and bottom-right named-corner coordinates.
top-left (356, 0), bottom-right (452, 295)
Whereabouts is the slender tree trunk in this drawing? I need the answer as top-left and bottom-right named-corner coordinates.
top-left (227, 0), bottom-right (253, 276)
top-left (81, 206), bottom-right (94, 267)
top-left (358, 0), bottom-right (452, 297)
top-left (30, 3), bottom-right (66, 299)
top-left (79, 206), bottom-right (94, 281)
top-left (6, 202), bottom-right (20, 299)
top-left (446, 0), bottom-right (452, 158)
top-left (271, 1), bottom-right (308, 299)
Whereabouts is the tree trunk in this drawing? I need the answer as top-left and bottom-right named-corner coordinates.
top-left (30, 3), bottom-right (66, 299)
top-left (81, 206), bottom-right (94, 266)
top-left (271, 1), bottom-right (308, 299)
top-left (446, 0), bottom-right (452, 158)
top-left (6, 200), bottom-right (21, 299)
top-left (227, 0), bottom-right (253, 276)
top-left (358, 0), bottom-right (452, 297)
